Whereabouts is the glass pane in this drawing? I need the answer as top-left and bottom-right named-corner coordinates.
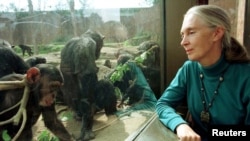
top-left (0, 0), bottom-right (163, 140)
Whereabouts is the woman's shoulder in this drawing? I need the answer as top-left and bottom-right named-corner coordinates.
top-left (229, 62), bottom-right (250, 74)
top-left (182, 60), bottom-right (199, 68)
top-left (230, 62), bottom-right (250, 68)
top-left (176, 60), bottom-right (200, 75)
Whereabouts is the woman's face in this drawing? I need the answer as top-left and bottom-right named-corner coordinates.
top-left (180, 13), bottom-right (222, 66)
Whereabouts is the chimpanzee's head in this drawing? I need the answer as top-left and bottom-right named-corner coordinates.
top-left (82, 29), bottom-right (105, 59)
top-left (29, 64), bottom-right (64, 107)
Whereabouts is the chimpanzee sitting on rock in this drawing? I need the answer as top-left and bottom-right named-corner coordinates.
top-left (60, 29), bottom-right (117, 141)
top-left (0, 64), bottom-right (74, 141)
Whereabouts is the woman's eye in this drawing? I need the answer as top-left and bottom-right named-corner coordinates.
top-left (189, 31), bottom-right (195, 35)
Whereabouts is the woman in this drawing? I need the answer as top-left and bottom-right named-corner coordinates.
top-left (156, 5), bottom-right (250, 141)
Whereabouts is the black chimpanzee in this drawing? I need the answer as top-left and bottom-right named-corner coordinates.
top-left (0, 40), bottom-right (29, 78)
top-left (12, 44), bottom-right (33, 56)
top-left (60, 29), bottom-right (116, 141)
top-left (118, 79), bottom-right (144, 107)
top-left (94, 79), bottom-right (117, 115)
top-left (25, 56), bottom-right (47, 67)
top-left (0, 64), bottom-right (74, 141)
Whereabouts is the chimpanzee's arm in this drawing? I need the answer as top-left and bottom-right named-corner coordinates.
top-left (41, 104), bottom-right (74, 141)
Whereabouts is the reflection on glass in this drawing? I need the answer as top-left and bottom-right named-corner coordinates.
top-left (0, 0), bottom-right (163, 140)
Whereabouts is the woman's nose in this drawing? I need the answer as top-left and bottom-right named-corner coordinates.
top-left (180, 36), bottom-right (188, 46)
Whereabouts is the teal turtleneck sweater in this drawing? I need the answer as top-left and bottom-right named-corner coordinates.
top-left (156, 56), bottom-right (250, 137)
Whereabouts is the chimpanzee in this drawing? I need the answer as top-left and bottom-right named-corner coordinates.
top-left (25, 56), bottom-right (47, 67)
top-left (60, 29), bottom-right (106, 141)
top-left (0, 40), bottom-right (29, 78)
top-left (0, 64), bottom-right (74, 141)
top-left (109, 61), bottom-right (157, 116)
top-left (12, 44), bottom-right (34, 56)
top-left (115, 41), bottom-right (161, 99)
top-left (137, 41), bottom-right (161, 98)
top-left (118, 79), bottom-right (144, 107)
top-left (94, 79), bottom-right (117, 115)
top-left (103, 59), bottom-right (112, 68)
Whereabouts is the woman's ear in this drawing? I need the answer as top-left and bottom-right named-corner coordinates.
top-left (213, 26), bottom-right (225, 41)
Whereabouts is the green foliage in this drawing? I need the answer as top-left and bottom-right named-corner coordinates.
top-left (37, 130), bottom-right (59, 141)
top-left (52, 36), bottom-right (71, 43)
top-left (12, 46), bottom-right (22, 53)
top-left (38, 44), bottom-right (64, 54)
top-left (1, 129), bottom-right (59, 141)
top-left (114, 87), bottom-right (123, 100)
top-left (2, 130), bottom-right (11, 141)
top-left (58, 110), bottom-right (74, 122)
top-left (109, 63), bottom-right (130, 83)
top-left (134, 51), bottom-right (149, 65)
top-left (109, 48), bottom-right (150, 84)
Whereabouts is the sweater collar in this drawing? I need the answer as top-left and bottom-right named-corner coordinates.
top-left (198, 54), bottom-right (230, 76)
